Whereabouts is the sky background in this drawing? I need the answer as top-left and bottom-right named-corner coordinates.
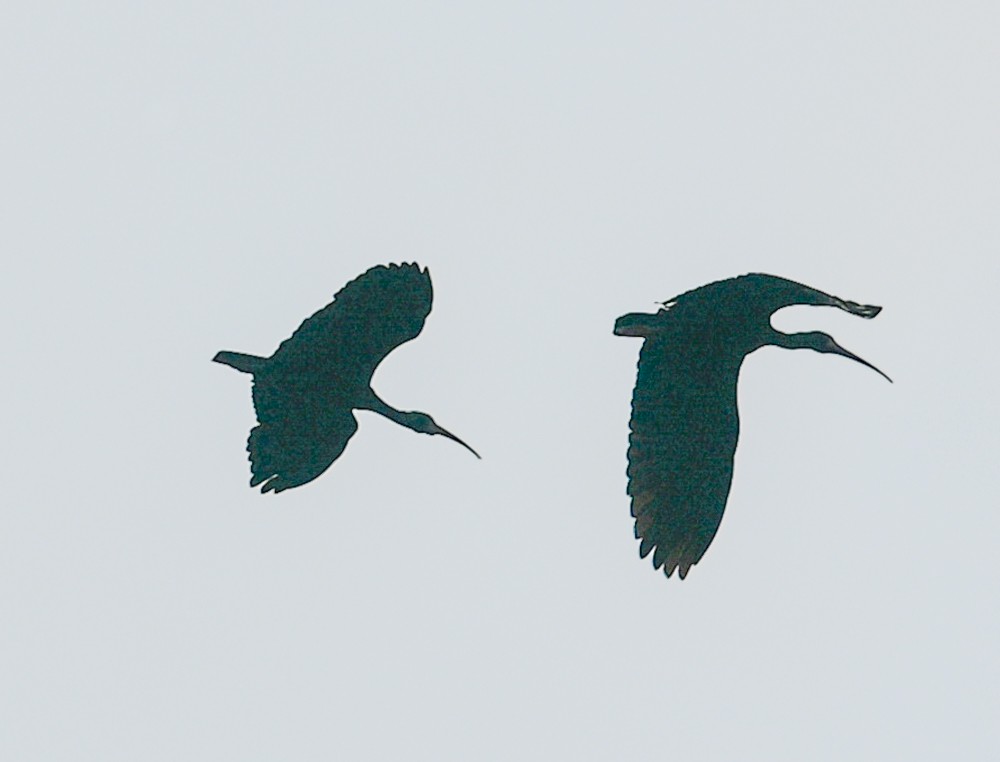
top-left (3, 2), bottom-right (999, 759)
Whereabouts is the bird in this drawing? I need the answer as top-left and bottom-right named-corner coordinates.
top-left (213, 262), bottom-right (479, 493)
top-left (614, 273), bottom-right (889, 579)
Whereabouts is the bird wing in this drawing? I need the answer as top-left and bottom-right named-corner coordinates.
top-left (247, 373), bottom-right (359, 493)
top-left (269, 263), bottom-right (433, 381)
top-left (625, 338), bottom-right (741, 578)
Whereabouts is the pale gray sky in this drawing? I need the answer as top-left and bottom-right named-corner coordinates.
top-left (3, 2), bottom-right (998, 760)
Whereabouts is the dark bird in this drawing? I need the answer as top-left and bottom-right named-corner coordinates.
top-left (214, 263), bottom-right (479, 493)
top-left (614, 273), bottom-right (889, 579)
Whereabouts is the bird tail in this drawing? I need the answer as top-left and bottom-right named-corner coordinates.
top-left (213, 351), bottom-right (267, 374)
top-left (614, 312), bottom-right (660, 338)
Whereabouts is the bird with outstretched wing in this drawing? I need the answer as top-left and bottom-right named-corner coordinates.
top-left (214, 263), bottom-right (478, 493)
top-left (615, 273), bottom-right (889, 579)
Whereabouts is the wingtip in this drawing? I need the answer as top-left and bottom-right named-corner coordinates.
top-left (660, 563), bottom-right (691, 580)
top-left (385, 261), bottom-right (431, 280)
top-left (638, 535), bottom-right (654, 559)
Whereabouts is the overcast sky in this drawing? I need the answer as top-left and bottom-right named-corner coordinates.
top-left (4, 2), bottom-right (999, 760)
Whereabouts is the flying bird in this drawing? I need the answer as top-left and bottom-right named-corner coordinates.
top-left (214, 263), bottom-right (479, 493)
top-left (614, 273), bottom-right (889, 579)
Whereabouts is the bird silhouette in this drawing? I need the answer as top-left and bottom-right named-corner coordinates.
top-left (214, 263), bottom-right (479, 493)
top-left (614, 273), bottom-right (889, 579)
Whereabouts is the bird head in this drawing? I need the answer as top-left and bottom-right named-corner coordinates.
top-left (781, 331), bottom-right (892, 383)
top-left (400, 411), bottom-right (481, 458)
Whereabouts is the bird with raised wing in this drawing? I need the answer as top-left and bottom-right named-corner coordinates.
top-left (214, 263), bottom-right (479, 493)
top-left (614, 273), bottom-right (889, 579)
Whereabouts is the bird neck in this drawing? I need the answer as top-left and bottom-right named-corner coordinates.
top-left (359, 390), bottom-right (410, 427)
top-left (769, 330), bottom-right (813, 351)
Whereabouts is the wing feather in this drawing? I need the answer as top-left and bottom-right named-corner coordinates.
top-left (269, 262), bottom-right (433, 382)
top-left (247, 373), bottom-right (359, 493)
top-left (625, 338), bottom-right (741, 578)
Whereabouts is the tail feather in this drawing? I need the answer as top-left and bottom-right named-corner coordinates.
top-left (614, 312), bottom-right (661, 338)
top-left (213, 351), bottom-right (267, 374)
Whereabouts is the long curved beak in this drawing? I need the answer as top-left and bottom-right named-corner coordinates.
top-left (830, 341), bottom-right (893, 383)
top-left (434, 424), bottom-right (481, 459)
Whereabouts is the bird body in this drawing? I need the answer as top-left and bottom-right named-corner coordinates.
top-left (616, 273), bottom-right (888, 579)
top-left (214, 263), bottom-right (478, 493)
